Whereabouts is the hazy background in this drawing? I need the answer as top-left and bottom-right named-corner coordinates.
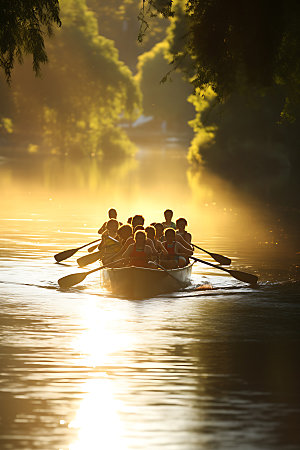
top-left (0, 0), bottom-right (298, 212)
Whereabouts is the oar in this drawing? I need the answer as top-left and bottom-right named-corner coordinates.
top-left (77, 236), bottom-right (120, 267)
top-left (54, 238), bottom-right (101, 263)
top-left (192, 243), bottom-right (231, 265)
top-left (190, 255), bottom-right (258, 285)
top-left (77, 250), bottom-right (101, 267)
top-left (156, 263), bottom-right (185, 286)
top-left (58, 258), bottom-right (125, 289)
top-left (88, 243), bottom-right (99, 253)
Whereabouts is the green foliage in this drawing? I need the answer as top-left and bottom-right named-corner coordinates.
top-left (136, 40), bottom-right (194, 129)
top-left (0, 0), bottom-right (142, 158)
top-left (188, 87), bottom-right (299, 182)
top-left (86, 0), bottom-right (167, 68)
top-left (140, 0), bottom-right (300, 185)
top-left (141, 0), bottom-right (300, 102)
top-left (0, 0), bottom-right (61, 82)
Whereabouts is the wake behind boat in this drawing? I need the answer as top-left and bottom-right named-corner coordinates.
top-left (101, 262), bottom-right (194, 299)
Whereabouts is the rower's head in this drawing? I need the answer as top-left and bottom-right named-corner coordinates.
top-left (154, 223), bottom-right (164, 237)
top-left (164, 209), bottom-right (173, 222)
top-left (164, 227), bottom-right (176, 243)
top-left (176, 217), bottom-right (187, 231)
top-left (145, 225), bottom-right (155, 240)
top-left (132, 215), bottom-right (145, 228)
top-left (134, 230), bottom-right (146, 247)
top-left (118, 224), bottom-right (132, 242)
top-left (134, 225), bottom-right (144, 233)
top-left (108, 208), bottom-right (117, 219)
top-left (127, 217), bottom-right (133, 224)
top-left (106, 218), bottom-right (119, 235)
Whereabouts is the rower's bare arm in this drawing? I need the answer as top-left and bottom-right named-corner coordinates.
top-left (158, 240), bottom-right (168, 254)
top-left (176, 234), bottom-right (193, 250)
top-left (185, 232), bottom-right (192, 244)
top-left (122, 244), bottom-right (134, 259)
top-left (98, 222), bottom-right (107, 234)
top-left (115, 237), bottom-right (133, 258)
top-left (147, 238), bottom-right (158, 255)
top-left (145, 245), bottom-right (154, 259)
top-left (177, 242), bottom-right (193, 256)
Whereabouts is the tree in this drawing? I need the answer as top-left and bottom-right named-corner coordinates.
top-left (140, 0), bottom-right (300, 104)
top-left (140, 0), bottom-right (300, 187)
top-left (0, 0), bottom-right (142, 158)
top-left (0, 0), bottom-right (61, 82)
top-left (86, 0), bottom-right (167, 70)
top-left (188, 86), bottom-right (291, 176)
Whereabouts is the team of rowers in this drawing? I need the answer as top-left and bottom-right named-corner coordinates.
top-left (97, 208), bottom-right (194, 269)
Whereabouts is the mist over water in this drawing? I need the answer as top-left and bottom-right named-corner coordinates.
top-left (1, 142), bottom-right (300, 449)
top-left (1, 141), bottom-right (299, 282)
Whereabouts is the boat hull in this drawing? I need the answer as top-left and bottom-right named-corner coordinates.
top-left (101, 263), bottom-right (193, 299)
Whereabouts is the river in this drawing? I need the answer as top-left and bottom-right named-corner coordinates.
top-left (0, 141), bottom-right (299, 449)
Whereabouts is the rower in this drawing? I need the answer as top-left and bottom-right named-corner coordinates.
top-left (145, 226), bottom-right (168, 256)
top-left (117, 224), bottom-right (133, 245)
top-left (161, 228), bottom-right (193, 269)
top-left (132, 214), bottom-right (145, 229)
top-left (98, 208), bottom-right (122, 235)
top-left (162, 209), bottom-right (176, 230)
top-left (133, 225), bottom-right (157, 255)
top-left (176, 218), bottom-right (192, 244)
top-left (122, 230), bottom-right (155, 268)
top-left (98, 218), bottom-right (121, 264)
top-left (154, 223), bottom-right (165, 242)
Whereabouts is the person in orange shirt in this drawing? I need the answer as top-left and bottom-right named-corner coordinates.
top-left (122, 230), bottom-right (155, 268)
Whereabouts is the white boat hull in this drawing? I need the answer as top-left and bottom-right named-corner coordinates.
top-left (101, 263), bottom-right (193, 299)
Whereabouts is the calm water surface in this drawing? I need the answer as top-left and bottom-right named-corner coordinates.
top-left (0, 143), bottom-right (299, 449)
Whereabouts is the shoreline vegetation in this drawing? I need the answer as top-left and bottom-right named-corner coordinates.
top-left (0, 0), bottom-right (299, 203)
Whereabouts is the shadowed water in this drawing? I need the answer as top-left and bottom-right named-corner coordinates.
top-left (0, 143), bottom-right (300, 449)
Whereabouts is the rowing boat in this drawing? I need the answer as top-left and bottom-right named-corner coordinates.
top-left (101, 263), bottom-right (194, 299)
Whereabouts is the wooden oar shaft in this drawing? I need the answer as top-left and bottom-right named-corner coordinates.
top-left (54, 238), bottom-right (101, 262)
top-left (77, 238), bottom-right (101, 250)
top-left (192, 243), bottom-right (231, 265)
top-left (156, 263), bottom-right (184, 286)
top-left (58, 257), bottom-right (126, 289)
top-left (77, 235), bottom-right (120, 267)
top-left (190, 256), bottom-right (258, 285)
top-left (77, 250), bottom-right (101, 267)
top-left (88, 243), bottom-right (99, 253)
top-left (191, 256), bottom-right (227, 272)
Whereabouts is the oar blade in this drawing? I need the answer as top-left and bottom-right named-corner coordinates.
top-left (58, 272), bottom-right (87, 289)
top-left (229, 269), bottom-right (258, 285)
top-left (77, 250), bottom-right (101, 267)
top-left (210, 252), bottom-right (231, 265)
top-left (54, 248), bottom-right (78, 263)
top-left (88, 244), bottom-right (99, 253)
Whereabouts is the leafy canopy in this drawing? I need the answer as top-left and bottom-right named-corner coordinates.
top-left (0, 0), bottom-right (141, 158)
top-left (140, 0), bottom-right (300, 102)
top-left (0, 0), bottom-right (61, 82)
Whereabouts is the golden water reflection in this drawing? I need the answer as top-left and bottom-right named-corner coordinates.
top-left (72, 298), bottom-right (135, 367)
top-left (68, 300), bottom-right (134, 449)
top-left (69, 378), bottom-right (126, 450)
